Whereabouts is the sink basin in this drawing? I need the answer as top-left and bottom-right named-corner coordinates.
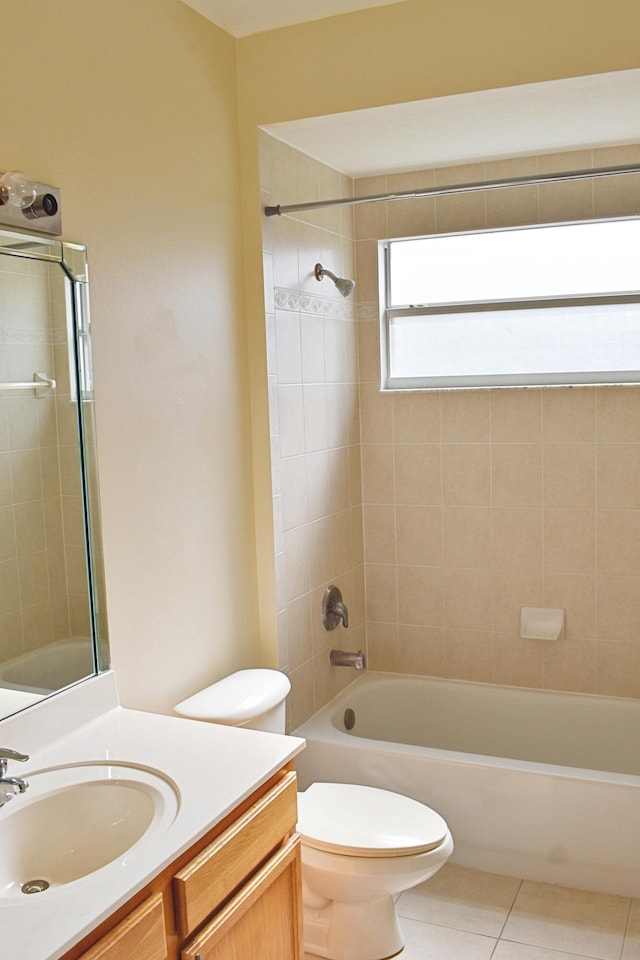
top-left (0, 763), bottom-right (179, 897)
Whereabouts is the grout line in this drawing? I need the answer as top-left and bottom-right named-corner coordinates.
top-left (496, 877), bottom-right (524, 940)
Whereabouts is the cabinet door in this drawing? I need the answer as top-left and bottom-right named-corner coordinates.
top-left (78, 893), bottom-right (167, 960)
top-left (174, 770), bottom-right (297, 938)
top-left (181, 836), bottom-right (302, 960)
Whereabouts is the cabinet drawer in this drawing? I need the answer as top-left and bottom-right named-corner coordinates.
top-left (77, 893), bottom-right (167, 960)
top-left (174, 770), bottom-right (297, 938)
top-left (181, 835), bottom-right (302, 960)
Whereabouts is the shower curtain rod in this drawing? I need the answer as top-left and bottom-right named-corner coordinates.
top-left (264, 162), bottom-right (640, 217)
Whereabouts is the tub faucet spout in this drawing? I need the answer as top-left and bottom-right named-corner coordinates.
top-left (330, 649), bottom-right (366, 670)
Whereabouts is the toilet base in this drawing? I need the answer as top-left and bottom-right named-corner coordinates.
top-left (303, 892), bottom-right (404, 960)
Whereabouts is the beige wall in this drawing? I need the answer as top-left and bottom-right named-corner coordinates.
top-left (1, 0), bottom-right (261, 712)
top-left (356, 144), bottom-right (640, 699)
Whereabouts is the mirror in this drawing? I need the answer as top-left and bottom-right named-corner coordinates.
top-left (0, 228), bottom-right (108, 719)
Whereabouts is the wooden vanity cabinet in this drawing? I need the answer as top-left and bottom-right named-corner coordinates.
top-left (66, 766), bottom-right (302, 960)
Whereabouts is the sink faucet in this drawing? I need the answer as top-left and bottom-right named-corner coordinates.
top-left (0, 748), bottom-right (29, 806)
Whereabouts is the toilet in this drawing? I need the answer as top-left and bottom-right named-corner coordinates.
top-left (175, 669), bottom-right (453, 960)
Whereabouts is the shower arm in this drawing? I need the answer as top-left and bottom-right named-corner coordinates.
top-left (264, 161), bottom-right (640, 217)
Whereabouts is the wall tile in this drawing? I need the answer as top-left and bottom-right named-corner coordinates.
top-left (492, 633), bottom-right (544, 688)
top-left (596, 576), bottom-right (640, 641)
top-left (596, 387), bottom-right (640, 441)
top-left (393, 391), bottom-right (441, 443)
top-left (363, 504), bottom-right (396, 563)
top-left (442, 390), bottom-right (491, 442)
top-left (443, 506), bottom-right (491, 568)
top-left (398, 624), bottom-right (446, 676)
top-left (543, 444), bottom-right (596, 509)
top-left (492, 509), bottom-right (543, 572)
top-left (394, 444), bottom-right (442, 505)
top-left (397, 565), bottom-right (443, 627)
top-left (490, 389), bottom-right (542, 442)
top-left (444, 568), bottom-right (492, 631)
top-left (544, 638), bottom-right (595, 694)
top-left (543, 509), bottom-right (596, 575)
top-left (492, 444), bottom-right (543, 508)
top-left (365, 563), bottom-right (398, 621)
top-left (442, 444), bottom-right (491, 506)
top-left (597, 444), bottom-right (640, 509)
top-left (397, 505), bottom-right (443, 566)
top-left (597, 511), bottom-right (640, 577)
top-left (542, 388), bottom-right (595, 442)
top-left (446, 628), bottom-right (493, 683)
top-left (361, 444), bottom-right (395, 503)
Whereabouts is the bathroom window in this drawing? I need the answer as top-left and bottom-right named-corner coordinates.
top-left (379, 217), bottom-right (640, 389)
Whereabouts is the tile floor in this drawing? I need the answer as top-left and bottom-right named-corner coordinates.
top-left (305, 863), bottom-right (640, 960)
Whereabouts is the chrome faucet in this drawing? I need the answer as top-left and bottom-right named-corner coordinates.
top-left (0, 747), bottom-right (29, 806)
top-left (330, 649), bottom-right (366, 670)
top-left (322, 585), bottom-right (349, 631)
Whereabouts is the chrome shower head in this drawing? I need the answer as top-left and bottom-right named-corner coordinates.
top-left (314, 262), bottom-right (355, 298)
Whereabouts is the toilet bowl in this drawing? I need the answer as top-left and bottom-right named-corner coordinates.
top-left (175, 669), bottom-right (453, 960)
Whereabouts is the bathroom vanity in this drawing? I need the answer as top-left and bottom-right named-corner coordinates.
top-left (0, 673), bottom-right (305, 960)
top-left (67, 768), bottom-right (301, 960)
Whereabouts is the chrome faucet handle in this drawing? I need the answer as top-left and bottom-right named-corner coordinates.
top-left (0, 748), bottom-right (29, 761)
top-left (322, 585), bottom-right (350, 631)
top-left (0, 748), bottom-right (29, 777)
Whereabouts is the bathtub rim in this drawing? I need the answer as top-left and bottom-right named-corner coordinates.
top-left (293, 670), bottom-right (640, 788)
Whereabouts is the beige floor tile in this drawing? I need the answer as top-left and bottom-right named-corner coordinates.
top-left (623, 899), bottom-right (640, 960)
top-left (397, 864), bottom-right (521, 937)
top-left (493, 940), bottom-right (602, 960)
top-left (501, 880), bottom-right (630, 960)
top-left (399, 917), bottom-right (496, 960)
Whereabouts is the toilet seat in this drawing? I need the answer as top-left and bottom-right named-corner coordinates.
top-left (297, 783), bottom-right (448, 858)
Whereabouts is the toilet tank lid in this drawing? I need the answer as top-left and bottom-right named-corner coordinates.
top-left (174, 669), bottom-right (291, 724)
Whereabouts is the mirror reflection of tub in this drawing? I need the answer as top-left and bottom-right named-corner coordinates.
top-left (0, 229), bottom-right (108, 720)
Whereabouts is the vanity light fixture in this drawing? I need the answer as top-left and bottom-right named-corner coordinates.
top-left (0, 170), bottom-right (61, 235)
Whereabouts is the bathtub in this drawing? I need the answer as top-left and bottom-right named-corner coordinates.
top-left (293, 672), bottom-right (640, 898)
top-left (0, 637), bottom-right (94, 695)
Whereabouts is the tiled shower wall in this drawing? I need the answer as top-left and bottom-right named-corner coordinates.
top-left (0, 256), bottom-right (90, 665)
top-left (356, 144), bottom-right (640, 700)
top-left (260, 132), bottom-right (365, 730)
top-left (262, 134), bottom-right (640, 728)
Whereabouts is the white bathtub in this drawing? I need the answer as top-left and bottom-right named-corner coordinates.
top-left (294, 672), bottom-right (640, 898)
top-left (0, 637), bottom-right (94, 694)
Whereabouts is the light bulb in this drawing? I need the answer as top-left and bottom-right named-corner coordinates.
top-left (0, 171), bottom-right (37, 209)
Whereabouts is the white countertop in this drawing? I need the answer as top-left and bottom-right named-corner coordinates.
top-left (0, 672), bottom-right (304, 960)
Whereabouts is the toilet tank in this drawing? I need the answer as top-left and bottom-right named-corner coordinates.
top-left (174, 669), bottom-right (291, 734)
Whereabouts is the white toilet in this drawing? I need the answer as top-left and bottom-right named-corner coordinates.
top-left (175, 669), bottom-right (453, 960)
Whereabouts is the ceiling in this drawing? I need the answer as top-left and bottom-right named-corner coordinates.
top-left (263, 69), bottom-right (640, 179)
top-left (180, 0), bottom-right (406, 38)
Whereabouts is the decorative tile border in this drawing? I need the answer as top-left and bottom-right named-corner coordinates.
top-left (274, 287), bottom-right (356, 320)
top-left (1, 326), bottom-right (66, 343)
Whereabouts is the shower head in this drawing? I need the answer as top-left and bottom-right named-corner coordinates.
top-left (314, 262), bottom-right (355, 298)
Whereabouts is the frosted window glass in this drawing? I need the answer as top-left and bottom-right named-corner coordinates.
top-left (389, 304), bottom-right (640, 385)
top-left (388, 219), bottom-right (640, 306)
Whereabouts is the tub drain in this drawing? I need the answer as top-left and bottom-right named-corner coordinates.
top-left (21, 879), bottom-right (49, 895)
top-left (344, 708), bottom-right (356, 730)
